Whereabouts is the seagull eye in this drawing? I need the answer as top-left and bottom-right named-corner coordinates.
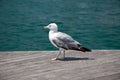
top-left (49, 25), bottom-right (51, 28)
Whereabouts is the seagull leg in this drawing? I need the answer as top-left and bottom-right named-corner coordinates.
top-left (52, 49), bottom-right (61, 60)
top-left (57, 50), bottom-right (62, 58)
top-left (62, 50), bottom-right (65, 60)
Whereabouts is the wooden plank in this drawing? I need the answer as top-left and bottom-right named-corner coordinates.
top-left (0, 50), bottom-right (120, 80)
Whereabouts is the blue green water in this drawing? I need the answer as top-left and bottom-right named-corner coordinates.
top-left (0, 0), bottom-right (120, 51)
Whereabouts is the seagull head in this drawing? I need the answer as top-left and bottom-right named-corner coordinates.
top-left (44, 23), bottom-right (58, 31)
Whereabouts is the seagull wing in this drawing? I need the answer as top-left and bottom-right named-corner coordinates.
top-left (52, 32), bottom-right (82, 50)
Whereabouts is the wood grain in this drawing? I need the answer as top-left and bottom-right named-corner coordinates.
top-left (0, 50), bottom-right (120, 80)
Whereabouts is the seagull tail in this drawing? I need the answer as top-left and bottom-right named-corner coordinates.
top-left (80, 47), bottom-right (91, 52)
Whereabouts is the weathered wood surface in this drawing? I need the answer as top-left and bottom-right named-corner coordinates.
top-left (0, 50), bottom-right (120, 80)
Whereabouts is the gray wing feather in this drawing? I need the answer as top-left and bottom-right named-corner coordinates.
top-left (52, 36), bottom-right (81, 50)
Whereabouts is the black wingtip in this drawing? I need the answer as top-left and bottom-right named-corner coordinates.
top-left (80, 47), bottom-right (92, 52)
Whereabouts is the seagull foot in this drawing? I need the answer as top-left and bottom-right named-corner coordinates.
top-left (51, 58), bottom-right (58, 60)
top-left (51, 58), bottom-right (65, 61)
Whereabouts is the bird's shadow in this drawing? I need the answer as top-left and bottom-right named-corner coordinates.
top-left (58, 57), bottom-right (94, 61)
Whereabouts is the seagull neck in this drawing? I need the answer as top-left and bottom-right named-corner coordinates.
top-left (49, 30), bottom-right (58, 33)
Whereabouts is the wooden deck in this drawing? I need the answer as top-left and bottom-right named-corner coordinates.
top-left (0, 50), bottom-right (120, 80)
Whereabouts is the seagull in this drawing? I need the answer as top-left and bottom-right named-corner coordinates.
top-left (44, 23), bottom-right (91, 60)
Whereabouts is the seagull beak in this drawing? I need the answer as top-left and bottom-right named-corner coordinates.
top-left (44, 26), bottom-right (48, 29)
